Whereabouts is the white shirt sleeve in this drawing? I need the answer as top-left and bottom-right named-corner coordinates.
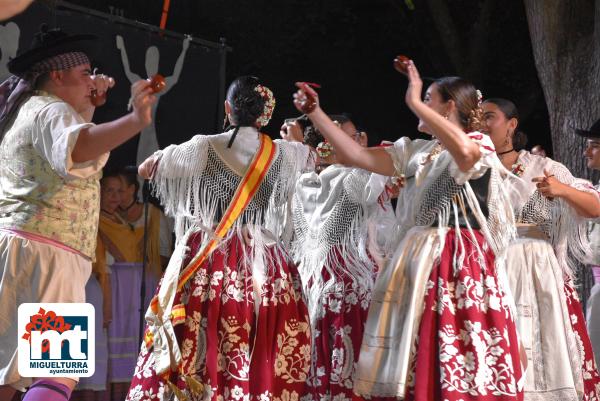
top-left (447, 132), bottom-right (497, 185)
top-left (383, 137), bottom-right (414, 177)
top-left (364, 173), bottom-right (388, 205)
top-left (33, 102), bottom-right (109, 179)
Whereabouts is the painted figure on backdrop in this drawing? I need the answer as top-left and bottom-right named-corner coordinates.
top-left (0, 22), bottom-right (20, 82)
top-left (115, 34), bottom-right (190, 167)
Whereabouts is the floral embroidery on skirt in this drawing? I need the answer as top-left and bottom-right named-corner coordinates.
top-left (126, 233), bottom-right (311, 401)
top-left (405, 229), bottom-right (523, 401)
top-left (564, 278), bottom-right (600, 400)
top-left (301, 251), bottom-right (394, 401)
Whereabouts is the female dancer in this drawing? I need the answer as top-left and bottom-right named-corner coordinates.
top-left (293, 59), bottom-right (523, 400)
top-left (126, 76), bottom-right (312, 401)
top-left (288, 121), bottom-right (389, 401)
top-left (483, 98), bottom-right (600, 400)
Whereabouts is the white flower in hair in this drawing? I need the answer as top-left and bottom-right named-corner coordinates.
top-left (254, 84), bottom-right (276, 127)
top-left (476, 89), bottom-right (483, 106)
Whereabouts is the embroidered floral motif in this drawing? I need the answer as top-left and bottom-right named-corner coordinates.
top-left (511, 162), bottom-right (525, 177)
top-left (304, 271), bottom-right (376, 401)
top-left (439, 322), bottom-right (517, 396)
top-left (563, 279), bottom-right (600, 399)
top-left (275, 320), bottom-right (311, 383)
top-left (404, 229), bottom-right (522, 400)
top-left (434, 274), bottom-right (509, 318)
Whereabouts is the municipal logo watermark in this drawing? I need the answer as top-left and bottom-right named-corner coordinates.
top-left (18, 303), bottom-right (95, 377)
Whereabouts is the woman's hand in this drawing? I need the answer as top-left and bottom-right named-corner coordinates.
top-left (138, 154), bottom-right (160, 179)
top-left (280, 120), bottom-right (304, 142)
top-left (404, 60), bottom-right (424, 112)
top-left (130, 80), bottom-right (157, 127)
top-left (293, 82), bottom-right (320, 114)
top-left (532, 169), bottom-right (566, 199)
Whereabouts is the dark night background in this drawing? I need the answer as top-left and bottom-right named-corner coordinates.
top-left (25, 0), bottom-right (554, 155)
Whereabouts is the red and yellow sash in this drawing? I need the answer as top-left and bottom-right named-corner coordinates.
top-left (145, 133), bottom-right (276, 348)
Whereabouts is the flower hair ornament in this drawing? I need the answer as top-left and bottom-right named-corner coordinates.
top-left (255, 84), bottom-right (276, 127)
top-left (476, 89), bottom-right (483, 106)
top-left (316, 140), bottom-right (333, 158)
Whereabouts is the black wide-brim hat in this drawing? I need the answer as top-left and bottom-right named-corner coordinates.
top-left (8, 24), bottom-right (98, 77)
top-left (575, 118), bottom-right (600, 139)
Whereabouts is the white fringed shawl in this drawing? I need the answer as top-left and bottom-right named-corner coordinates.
top-left (145, 128), bottom-right (311, 374)
top-left (152, 127), bottom-right (310, 254)
top-left (353, 132), bottom-right (519, 398)
top-left (510, 151), bottom-right (598, 278)
top-left (387, 132), bottom-right (516, 272)
top-left (291, 165), bottom-right (387, 322)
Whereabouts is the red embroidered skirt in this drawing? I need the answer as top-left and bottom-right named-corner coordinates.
top-left (405, 229), bottom-right (524, 401)
top-left (126, 232), bottom-right (311, 401)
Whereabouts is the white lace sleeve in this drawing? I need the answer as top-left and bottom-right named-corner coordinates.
top-left (154, 135), bottom-right (209, 180)
top-left (344, 168), bottom-right (385, 205)
top-left (546, 160), bottom-right (599, 270)
top-left (550, 161), bottom-right (598, 195)
top-left (548, 160), bottom-right (600, 207)
top-left (448, 131), bottom-right (497, 185)
top-left (274, 139), bottom-right (312, 173)
top-left (151, 135), bottom-right (210, 217)
top-left (591, 222), bottom-right (600, 264)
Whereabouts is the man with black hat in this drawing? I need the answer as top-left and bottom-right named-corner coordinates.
top-left (0, 26), bottom-right (156, 401)
top-left (577, 119), bottom-right (600, 372)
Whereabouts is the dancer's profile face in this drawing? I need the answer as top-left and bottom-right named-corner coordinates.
top-left (48, 63), bottom-right (94, 113)
top-left (418, 83), bottom-right (448, 135)
top-left (584, 139), bottom-right (600, 170)
top-left (482, 102), bottom-right (517, 150)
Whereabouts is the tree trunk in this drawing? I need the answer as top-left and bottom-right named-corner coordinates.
top-left (524, 0), bottom-right (600, 177)
top-left (425, 0), bottom-right (463, 73)
top-left (524, 0), bottom-right (600, 305)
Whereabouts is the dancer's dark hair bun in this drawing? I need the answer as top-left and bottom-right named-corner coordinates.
top-left (226, 76), bottom-right (265, 126)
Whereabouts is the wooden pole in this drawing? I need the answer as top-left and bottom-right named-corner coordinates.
top-left (159, 0), bottom-right (171, 30)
